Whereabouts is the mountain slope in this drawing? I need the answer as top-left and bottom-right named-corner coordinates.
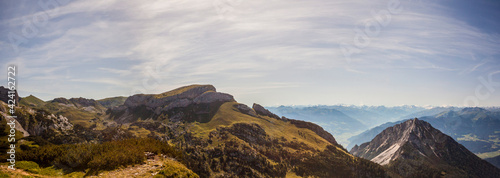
top-left (422, 108), bottom-right (500, 155)
top-left (349, 107), bottom-right (500, 157)
top-left (97, 96), bottom-right (127, 108)
top-left (9, 85), bottom-right (388, 177)
top-left (22, 97), bottom-right (109, 128)
top-left (19, 95), bottom-right (46, 107)
top-left (266, 106), bottom-right (367, 146)
top-left (351, 118), bottom-right (500, 177)
top-left (347, 120), bottom-right (405, 150)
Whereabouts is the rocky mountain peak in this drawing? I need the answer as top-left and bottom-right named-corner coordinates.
top-left (110, 85), bottom-right (234, 123)
top-left (351, 118), bottom-right (447, 165)
top-left (351, 118), bottom-right (500, 177)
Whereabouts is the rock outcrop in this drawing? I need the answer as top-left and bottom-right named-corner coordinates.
top-left (234, 104), bottom-right (257, 117)
top-left (52, 97), bottom-right (104, 108)
top-left (288, 119), bottom-right (338, 146)
top-left (252, 103), bottom-right (338, 146)
top-left (0, 86), bottom-right (19, 106)
top-left (252, 103), bottom-right (281, 120)
top-left (109, 85), bottom-right (235, 123)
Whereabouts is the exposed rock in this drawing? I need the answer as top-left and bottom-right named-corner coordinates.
top-left (234, 104), bottom-right (257, 117)
top-left (0, 112), bottom-right (29, 137)
top-left (52, 97), bottom-right (70, 104)
top-left (288, 119), bottom-right (338, 145)
top-left (19, 112), bottom-right (74, 136)
top-left (0, 86), bottom-right (19, 106)
top-left (110, 85), bottom-right (235, 123)
top-left (193, 92), bottom-right (234, 104)
top-left (69, 97), bottom-right (101, 107)
top-left (252, 103), bottom-right (281, 120)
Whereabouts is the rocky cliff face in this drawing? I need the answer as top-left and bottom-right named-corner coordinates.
top-left (0, 86), bottom-right (19, 106)
top-left (51, 97), bottom-right (106, 112)
top-left (0, 101), bottom-right (78, 144)
top-left (252, 103), bottom-right (281, 120)
top-left (109, 85), bottom-right (235, 123)
top-left (351, 118), bottom-right (500, 177)
top-left (288, 119), bottom-right (339, 146)
top-left (252, 103), bottom-right (338, 146)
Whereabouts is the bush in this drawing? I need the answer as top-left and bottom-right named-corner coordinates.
top-left (16, 161), bottom-right (40, 172)
top-left (18, 138), bottom-right (183, 175)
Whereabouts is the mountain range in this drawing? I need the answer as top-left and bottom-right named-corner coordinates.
top-left (267, 105), bottom-right (459, 146)
top-left (2, 84), bottom-right (499, 177)
top-left (1, 85), bottom-right (387, 177)
top-left (348, 107), bottom-right (500, 161)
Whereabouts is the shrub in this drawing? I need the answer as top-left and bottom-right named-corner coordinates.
top-left (17, 138), bottom-right (183, 175)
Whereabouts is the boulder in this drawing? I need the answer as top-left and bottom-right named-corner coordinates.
top-left (252, 103), bottom-right (281, 120)
top-left (234, 104), bottom-right (257, 117)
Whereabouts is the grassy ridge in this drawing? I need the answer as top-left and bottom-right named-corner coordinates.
top-left (154, 84), bottom-right (214, 99)
top-left (184, 102), bottom-right (385, 177)
top-left (194, 102), bottom-right (333, 151)
top-left (19, 95), bottom-right (46, 107)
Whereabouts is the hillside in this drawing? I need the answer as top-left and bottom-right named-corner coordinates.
top-left (350, 118), bottom-right (500, 177)
top-left (267, 105), bottom-right (436, 146)
top-left (19, 95), bottom-right (46, 107)
top-left (3, 85), bottom-right (388, 177)
top-left (97, 96), bottom-right (127, 108)
top-left (266, 106), bottom-right (368, 145)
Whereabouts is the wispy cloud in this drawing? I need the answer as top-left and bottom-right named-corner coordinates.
top-left (1, 0), bottom-right (499, 106)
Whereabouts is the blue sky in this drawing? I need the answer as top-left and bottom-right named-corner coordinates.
top-left (1, 0), bottom-right (499, 107)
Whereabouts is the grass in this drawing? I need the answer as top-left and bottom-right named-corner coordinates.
top-left (128, 125), bottom-right (151, 138)
top-left (3, 161), bottom-right (88, 178)
top-left (17, 138), bottom-right (183, 175)
top-left (0, 114), bottom-right (25, 161)
top-left (40, 102), bottom-right (103, 128)
top-left (19, 95), bottom-right (46, 107)
top-left (193, 102), bottom-right (332, 151)
top-left (285, 171), bottom-right (302, 178)
top-left (154, 159), bottom-right (199, 178)
top-left (154, 85), bottom-right (214, 99)
top-left (16, 161), bottom-right (65, 176)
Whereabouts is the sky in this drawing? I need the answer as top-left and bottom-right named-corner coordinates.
top-left (1, 0), bottom-right (500, 107)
